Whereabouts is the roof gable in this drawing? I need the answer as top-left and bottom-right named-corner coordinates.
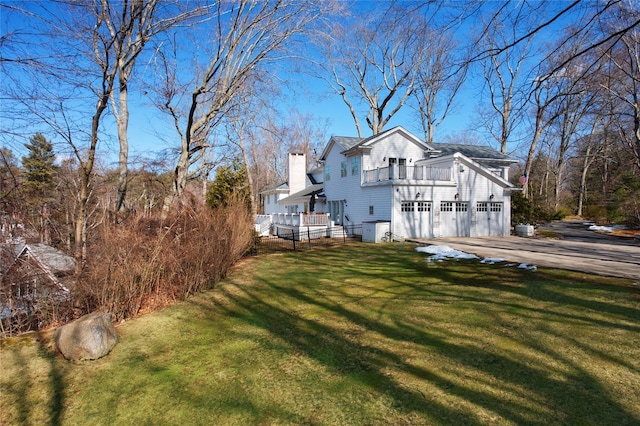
top-left (355, 126), bottom-right (432, 152)
top-left (419, 152), bottom-right (514, 188)
top-left (320, 126), bottom-right (433, 160)
top-left (319, 126), bottom-right (517, 167)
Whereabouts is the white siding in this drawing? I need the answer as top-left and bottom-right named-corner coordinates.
top-left (362, 132), bottom-right (428, 172)
top-left (453, 157), bottom-right (511, 237)
top-left (324, 148), bottom-right (361, 225)
top-left (321, 129), bottom-right (514, 238)
top-left (351, 186), bottom-right (392, 225)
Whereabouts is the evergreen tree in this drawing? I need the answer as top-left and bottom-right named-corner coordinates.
top-left (206, 159), bottom-right (250, 209)
top-left (21, 133), bottom-right (59, 244)
top-left (21, 133), bottom-right (57, 204)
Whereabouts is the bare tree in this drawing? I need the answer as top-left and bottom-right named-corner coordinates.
top-left (154, 0), bottom-right (330, 215)
top-left (317, 3), bottom-right (426, 136)
top-left (599, 8), bottom-right (640, 171)
top-left (412, 25), bottom-right (467, 143)
top-left (521, 77), bottom-right (554, 198)
top-left (107, 0), bottom-right (205, 214)
top-left (2, 1), bottom-right (157, 266)
top-left (547, 80), bottom-right (596, 210)
top-left (475, 6), bottom-right (540, 154)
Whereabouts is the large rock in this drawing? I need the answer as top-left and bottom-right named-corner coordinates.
top-left (55, 312), bottom-right (118, 360)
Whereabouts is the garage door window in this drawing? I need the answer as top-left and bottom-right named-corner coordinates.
top-left (490, 203), bottom-right (502, 212)
top-left (456, 202), bottom-right (468, 212)
top-left (417, 202), bottom-right (431, 212)
top-left (401, 201), bottom-right (415, 212)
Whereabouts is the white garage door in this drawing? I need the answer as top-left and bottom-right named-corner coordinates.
top-left (440, 201), bottom-right (470, 237)
top-left (398, 201), bottom-right (432, 238)
top-left (476, 202), bottom-right (504, 236)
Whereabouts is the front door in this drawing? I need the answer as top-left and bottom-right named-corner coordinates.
top-left (329, 200), bottom-right (346, 225)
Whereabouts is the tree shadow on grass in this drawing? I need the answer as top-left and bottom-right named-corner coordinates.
top-left (1, 332), bottom-right (65, 426)
top-left (198, 244), bottom-right (640, 424)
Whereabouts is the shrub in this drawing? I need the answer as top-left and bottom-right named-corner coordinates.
top-left (77, 197), bottom-right (254, 321)
top-left (583, 204), bottom-right (609, 224)
top-left (511, 192), bottom-right (534, 224)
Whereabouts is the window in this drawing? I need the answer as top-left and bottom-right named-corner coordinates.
top-left (401, 201), bottom-right (415, 212)
top-left (341, 161), bottom-right (347, 177)
top-left (351, 157), bottom-right (359, 175)
top-left (477, 202), bottom-right (488, 212)
top-left (325, 165), bottom-right (331, 181)
top-left (369, 205), bottom-right (374, 215)
top-left (417, 202), bottom-right (431, 212)
top-left (490, 203), bottom-right (502, 212)
top-left (441, 202), bottom-right (453, 212)
top-left (456, 202), bottom-right (468, 212)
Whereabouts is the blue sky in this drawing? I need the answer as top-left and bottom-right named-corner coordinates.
top-left (1, 0), bottom-right (577, 167)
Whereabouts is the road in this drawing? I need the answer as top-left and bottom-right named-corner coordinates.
top-left (415, 221), bottom-right (640, 280)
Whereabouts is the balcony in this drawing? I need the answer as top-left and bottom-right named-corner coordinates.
top-left (363, 165), bottom-right (451, 183)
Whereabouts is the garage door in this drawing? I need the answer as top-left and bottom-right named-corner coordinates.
top-left (476, 202), bottom-right (504, 236)
top-left (398, 200), bottom-right (432, 238)
top-left (440, 201), bottom-right (470, 237)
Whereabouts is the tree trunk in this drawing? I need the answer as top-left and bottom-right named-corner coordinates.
top-left (239, 142), bottom-right (257, 217)
top-left (75, 91), bottom-right (109, 271)
top-left (162, 136), bottom-right (190, 218)
top-left (115, 73), bottom-right (130, 214)
top-left (577, 144), bottom-right (592, 216)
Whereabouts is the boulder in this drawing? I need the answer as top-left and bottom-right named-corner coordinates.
top-left (55, 312), bottom-right (118, 360)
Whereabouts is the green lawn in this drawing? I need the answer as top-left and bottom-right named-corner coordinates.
top-left (2, 243), bottom-right (639, 425)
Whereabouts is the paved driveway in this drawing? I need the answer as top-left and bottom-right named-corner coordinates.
top-left (413, 222), bottom-right (640, 280)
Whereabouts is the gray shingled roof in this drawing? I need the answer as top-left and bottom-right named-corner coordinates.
top-left (261, 174), bottom-right (317, 193)
top-left (431, 143), bottom-right (515, 162)
top-left (331, 126), bottom-right (513, 159)
top-left (278, 183), bottom-right (325, 203)
top-left (331, 136), bottom-right (364, 151)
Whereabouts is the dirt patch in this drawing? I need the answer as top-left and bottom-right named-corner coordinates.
top-left (609, 229), bottom-right (640, 239)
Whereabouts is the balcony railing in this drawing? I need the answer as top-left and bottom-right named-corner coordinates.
top-left (363, 165), bottom-right (451, 183)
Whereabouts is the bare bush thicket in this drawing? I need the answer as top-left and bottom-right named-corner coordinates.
top-left (76, 198), bottom-right (254, 321)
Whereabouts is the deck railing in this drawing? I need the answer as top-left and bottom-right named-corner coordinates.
top-left (363, 165), bottom-right (451, 183)
top-left (302, 213), bottom-right (329, 226)
top-left (266, 213), bottom-right (330, 227)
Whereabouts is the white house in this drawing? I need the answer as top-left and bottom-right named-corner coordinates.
top-left (257, 153), bottom-right (328, 237)
top-left (262, 153), bottom-right (326, 215)
top-left (259, 126), bottom-right (518, 240)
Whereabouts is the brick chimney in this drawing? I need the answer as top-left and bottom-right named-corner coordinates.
top-left (288, 153), bottom-right (307, 195)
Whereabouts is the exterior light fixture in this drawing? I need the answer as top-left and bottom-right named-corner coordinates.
top-left (489, 194), bottom-right (494, 200)
top-left (455, 193), bottom-right (459, 199)
top-left (415, 192), bottom-right (420, 199)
